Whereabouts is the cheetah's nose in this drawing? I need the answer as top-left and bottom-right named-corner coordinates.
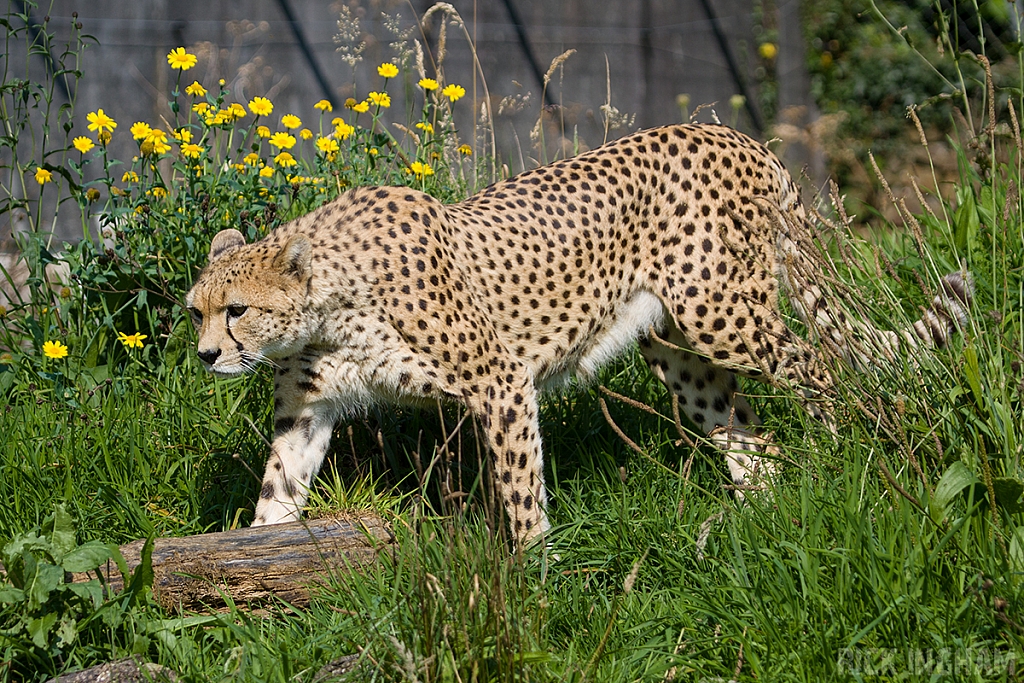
top-left (197, 348), bottom-right (221, 365)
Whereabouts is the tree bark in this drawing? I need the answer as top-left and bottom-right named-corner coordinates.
top-left (77, 514), bottom-right (394, 612)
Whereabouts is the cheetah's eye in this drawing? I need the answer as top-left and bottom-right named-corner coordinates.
top-left (187, 307), bottom-right (203, 326)
top-left (226, 304), bottom-right (248, 320)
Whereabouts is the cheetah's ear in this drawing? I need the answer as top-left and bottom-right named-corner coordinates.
top-left (274, 234), bottom-right (312, 282)
top-left (208, 229), bottom-right (246, 263)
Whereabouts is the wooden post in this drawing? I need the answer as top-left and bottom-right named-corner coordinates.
top-left (77, 514), bottom-right (394, 612)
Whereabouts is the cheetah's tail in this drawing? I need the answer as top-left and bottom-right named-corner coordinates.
top-left (910, 271), bottom-right (974, 348)
top-left (796, 266), bottom-right (974, 371)
top-left (774, 212), bottom-right (973, 368)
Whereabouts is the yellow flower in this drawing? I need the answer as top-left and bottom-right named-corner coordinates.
top-left (259, 166), bottom-right (274, 178)
top-left (419, 78), bottom-right (439, 91)
top-left (42, 340), bottom-right (68, 359)
top-left (377, 62), bottom-right (399, 79)
top-left (143, 129), bottom-right (171, 155)
top-left (314, 99), bottom-right (333, 112)
top-left (243, 152), bottom-right (260, 165)
top-left (85, 188), bottom-right (100, 202)
top-left (758, 42), bottom-right (778, 60)
top-left (98, 131), bottom-right (112, 146)
top-left (281, 114), bottom-right (302, 129)
top-left (228, 103), bottom-right (247, 120)
top-left (86, 109), bottom-right (117, 134)
top-left (151, 187), bottom-right (168, 198)
top-left (442, 84), bottom-right (466, 102)
top-left (458, 144), bottom-right (472, 156)
top-left (256, 125), bottom-right (271, 138)
top-left (122, 171), bottom-right (139, 183)
top-left (185, 81), bottom-right (207, 97)
top-left (117, 331), bottom-right (148, 349)
top-left (180, 143), bottom-right (203, 158)
top-left (130, 121), bottom-right (153, 141)
top-left (316, 137), bottom-right (340, 154)
top-left (274, 151), bottom-right (297, 167)
top-left (268, 132), bottom-right (297, 149)
top-left (192, 102), bottom-right (210, 115)
top-left (299, 128), bottom-right (313, 140)
top-left (207, 109), bottom-right (232, 126)
top-left (173, 127), bottom-right (192, 143)
top-left (416, 122), bottom-right (434, 134)
top-left (352, 100), bottom-right (369, 113)
top-left (167, 47), bottom-right (197, 70)
top-left (366, 147), bottom-right (379, 156)
top-left (333, 121), bottom-right (355, 140)
top-left (249, 96), bottom-right (273, 117)
top-left (367, 92), bottom-right (390, 108)
top-left (409, 161), bottom-right (434, 178)
top-left (35, 167), bottom-right (52, 185)
top-left (72, 136), bottom-right (95, 153)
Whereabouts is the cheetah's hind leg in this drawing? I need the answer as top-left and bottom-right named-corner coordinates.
top-left (638, 318), bottom-right (779, 497)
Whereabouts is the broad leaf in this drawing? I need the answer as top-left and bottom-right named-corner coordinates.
top-left (932, 461), bottom-right (981, 516)
top-left (62, 541), bottom-right (114, 573)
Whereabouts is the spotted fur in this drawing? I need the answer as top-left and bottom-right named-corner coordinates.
top-left (185, 124), bottom-right (971, 544)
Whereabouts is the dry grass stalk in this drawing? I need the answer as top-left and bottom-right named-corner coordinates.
top-left (689, 101), bottom-right (718, 123)
top-left (416, 2), bottom-right (497, 178)
top-left (909, 176), bottom-right (941, 224)
top-left (976, 53), bottom-right (997, 135)
top-left (1009, 99), bottom-right (1022, 155)
top-left (598, 384), bottom-right (672, 422)
top-left (543, 49), bottom-right (576, 88)
top-left (907, 104), bottom-right (929, 148)
top-left (599, 397), bottom-right (649, 459)
top-left (1003, 180), bottom-right (1019, 225)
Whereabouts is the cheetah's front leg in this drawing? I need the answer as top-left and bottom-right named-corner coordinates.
top-left (473, 371), bottom-right (550, 546)
top-left (252, 406), bottom-right (336, 525)
top-left (252, 363), bottom-right (338, 526)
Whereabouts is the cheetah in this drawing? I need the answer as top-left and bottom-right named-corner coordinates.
top-left (185, 123), bottom-right (972, 545)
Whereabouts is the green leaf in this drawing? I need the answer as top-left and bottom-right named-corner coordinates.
top-left (47, 504), bottom-right (78, 560)
top-left (25, 559), bottom-right (65, 610)
top-left (962, 345), bottom-right (985, 411)
top-left (55, 614), bottom-right (79, 648)
top-left (953, 188), bottom-right (979, 252)
top-left (66, 580), bottom-right (104, 610)
top-left (124, 535), bottom-right (155, 607)
top-left (932, 461), bottom-right (981, 517)
top-left (1010, 527), bottom-right (1024, 572)
top-left (993, 478), bottom-right (1024, 513)
top-left (61, 540), bottom-right (114, 573)
top-left (27, 611), bottom-right (58, 649)
top-left (0, 586), bottom-right (25, 604)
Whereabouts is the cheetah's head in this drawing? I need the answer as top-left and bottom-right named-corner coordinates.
top-left (185, 229), bottom-right (314, 376)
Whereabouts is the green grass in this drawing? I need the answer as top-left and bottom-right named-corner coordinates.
top-left (2, 3), bottom-right (1024, 681)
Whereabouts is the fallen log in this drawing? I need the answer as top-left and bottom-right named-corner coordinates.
top-left (46, 657), bottom-right (178, 683)
top-left (76, 513), bottom-right (394, 612)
